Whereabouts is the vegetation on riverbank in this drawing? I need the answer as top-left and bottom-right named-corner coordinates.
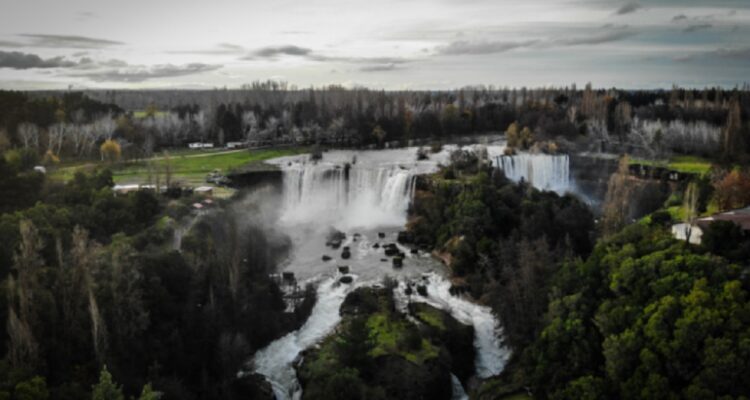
top-left (297, 286), bottom-right (474, 400)
top-left (409, 150), bottom-right (595, 352)
top-left (0, 158), bottom-right (315, 398)
top-left (413, 150), bottom-right (750, 399)
top-left (629, 155), bottom-right (713, 175)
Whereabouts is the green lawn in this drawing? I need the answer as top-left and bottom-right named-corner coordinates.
top-left (49, 147), bottom-right (308, 195)
top-left (132, 110), bottom-right (168, 119)
top-left (630, 155), bottom-right (713, 175)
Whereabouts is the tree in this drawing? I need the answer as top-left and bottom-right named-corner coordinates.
top-left (505, 122), bottom-right (520, 148)
top-left (601, 156), bottom-right (631, 236)
top-left (91, 366), bottom-right (124, 400)
top-left (14, 376), bottom-right (49, 400)
top-left (337, 317), bottom-right (374, 370)
top-left (137, 384), bottom-right (161, 400)
top-left (714, 169), bottom-right (750, 211)
top-left (722, 97), bottom-right (743, 160)
top-left (100, 140), bottom-right (121, 163)
top-left (17, 123), bottom-right (40, 151)
top-left (7, 220), bottom-right (45, 368)
top-left (372, 125), bottom-right (386, 147)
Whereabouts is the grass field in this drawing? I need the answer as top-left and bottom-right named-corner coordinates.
top-left (630, 155), bottom-right (713, 175)
top-left (132, 110), bottom-right (168, 119)
top-left (50, 147), bottom-right (308, 196)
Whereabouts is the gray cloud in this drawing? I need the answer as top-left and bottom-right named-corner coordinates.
top-left (245, 45), bottom-right (313, 59)
top-left (713, 47), bottom-right (750, 60)
top-left (615, 2), bottom-right (641, 15)
top-left (359, 63), bottom-right (400, 72)
top-left (435, 25), bottom-right (635, 56)
top-left (168, 43), bottom-right (245, 55)
top-left (71, 63), bottom-right (222, 82)
top-left (437, 40), bottom-right (538, 55)
top-left (677, 46), bottom-right (750, 62)
top-left (0, 50), bottom-right (78, 69)
top-left (310, 55), bottom-right (412, 65)
top-left (18, 34), bottom-right (124, 48)
top-left (0, 40), bottom-right (24, 48)
top-left (241, 45), bottom-right (414, 67)
top-left (683, 23), bottom-right (712, 33)
top-left (553, 28), bottom-right (636, 46)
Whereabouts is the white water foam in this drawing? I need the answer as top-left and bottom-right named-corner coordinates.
top-left (251, 275), bottom-right (358, 400)
top-left (393, 274), bottom-right (511, 379)
top-left (495, 153), bottom-right (570, 194)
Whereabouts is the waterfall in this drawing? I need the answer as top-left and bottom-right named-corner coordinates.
top-left (251, 148), bottom-right (512, 400)
top-left (495, 153), bottom-right (570, 193)
top-left (274, 153), bottom-right (420, 230)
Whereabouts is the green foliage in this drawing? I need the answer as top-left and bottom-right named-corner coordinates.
top-left (14, 376), bottom-right (49, 400)
top-left (91, 366), bottom-right (123, 400)
top-left (525, 224), bottom-right (750, 399)
top-left (137, 383), bottom-right (160, 400)
top-left (410, 156), bottom-right (594, 350)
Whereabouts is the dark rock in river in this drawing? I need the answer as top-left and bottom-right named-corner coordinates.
top-left (321, 255), bottom-right (332, 262)
top-left (325, 229), bottom-right (346, 249)
top-left (373, 243), bottom-right (380, 249)
top-left (341, 249), bottom-right (351, 259)
top-left (381, 258), bottom-right (388, 262)
top-left (392, 256), bottom-right (403, 268)
top-left (338, 265), bottom-right (350, 274)
top-left (397, 231), bottom-right (413, 244)
top-left (384, 244), bottom-right (399, 256)
top-left (340, 287), bottom-right (394, 316)
top-left (417, 285), bottom-right (428, 296)
top-left (339, 275), bottom-right (353, 284)
top-left (229, 373), bottom-right (275, 400)
top-left (410, 248), bottom-right (419, 255)
top-left (378, 232), bottom-right (386, 238)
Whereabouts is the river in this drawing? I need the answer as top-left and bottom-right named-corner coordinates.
top-left (246, 142), bottom-right (571, 399)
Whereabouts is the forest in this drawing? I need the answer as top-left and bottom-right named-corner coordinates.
top-left (1, 83), bottom-right (750, 399)
top-left (1, 83), bottom-right (749, 165)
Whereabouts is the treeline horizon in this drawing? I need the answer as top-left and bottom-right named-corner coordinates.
top-left (1, 80), bottom-right (749, 165)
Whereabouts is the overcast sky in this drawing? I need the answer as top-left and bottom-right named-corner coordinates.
top-left (0, 0), bottom-right (748, 90)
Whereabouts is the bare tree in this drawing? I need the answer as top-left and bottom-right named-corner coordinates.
top-left (47, 122), bottom-right (68, 155)
top-left (17, 123), bottom-right (40, 151)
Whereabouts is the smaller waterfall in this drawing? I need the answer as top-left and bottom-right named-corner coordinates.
top-left (495, 153), bottom-right (570, 193)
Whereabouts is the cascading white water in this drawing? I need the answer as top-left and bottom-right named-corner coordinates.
top-left (251, 146), bottom-right (513, 400)
top-left (252, 275), bottom-right (359, 400)
top-left (279, 159), bottom-right (417, 229)
top-left (393, 274), bottom-right (510, 379)
top-left (495, 153), bottom-right (570, 194)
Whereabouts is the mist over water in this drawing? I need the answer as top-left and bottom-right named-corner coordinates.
top-left (250, 144), bottom-right (570, 399)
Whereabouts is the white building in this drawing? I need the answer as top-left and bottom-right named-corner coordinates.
top-left (188, 142), bottom-right (215, 149)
